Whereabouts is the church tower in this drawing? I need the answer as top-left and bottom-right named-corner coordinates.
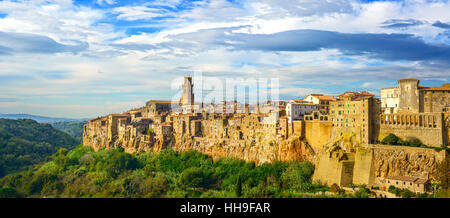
top-left (182, 76), bottom-right (194, 113)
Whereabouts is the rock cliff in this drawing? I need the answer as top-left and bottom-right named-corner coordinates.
top-left (371, 145), bottom-right (446, 179)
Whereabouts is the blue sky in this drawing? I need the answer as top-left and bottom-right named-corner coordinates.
top-left (0, 0), bottom-right (449, 118)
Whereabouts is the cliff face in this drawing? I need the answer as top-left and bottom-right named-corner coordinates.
top-left (83, 117), bottom-right (316, 165)
top-left (172, 134), bottom-right (315, 165)
top-left (371, 145), bottom-right (446, 179)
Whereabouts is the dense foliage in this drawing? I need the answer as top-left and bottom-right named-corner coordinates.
top-left (50, 121), bottom-right (86, 143)
top-left (381, 134), bottom-right (426, 147)
top-left (0, 119), bottom-right (78, 177)
top-left (0, 145), bottom-right (333, 198)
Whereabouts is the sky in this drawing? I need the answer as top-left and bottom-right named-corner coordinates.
top-left (0, 0), bottom-right (449, 118)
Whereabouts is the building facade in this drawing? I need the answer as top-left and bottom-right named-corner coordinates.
top-left (286, 102), bottom-right (317, 123)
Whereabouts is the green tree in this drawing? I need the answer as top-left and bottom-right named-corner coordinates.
top-left (0, 187), bottom-right (22, 198)
top-left (433, 158), bottom-right (449, 190)
top-left (179, 167), bottom-right (212, 188)
top-left (106, 151), bottom-right (139, 177)
top-left (381, 134), bottom-right (402, 145)
top-left (235, 174), bottom-right (242, 197)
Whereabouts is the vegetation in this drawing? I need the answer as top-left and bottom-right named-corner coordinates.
top-left (387, 185), bottom-right (428, 198)
top-left (381, 134), bottom-right (429, 148)
top-left (50, 121), bottom-right (86, 143)
top-left (432, 158), bottom-right (450, 197)
top-left (0, 145), bottom-right (329, 198)
top-left (0, 119), bottom-right (78, 177)
top-left (352, 185), bottom-right (374, 198)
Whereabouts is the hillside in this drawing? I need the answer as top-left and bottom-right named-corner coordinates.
top-left (50, 121), bottom-right (86, 143)
top-left (0, 119), bottom-right (79, 177)
top-left (0, 145), bottom-right (332, 198)
top-left (0, 113), bottom-right (88, 123)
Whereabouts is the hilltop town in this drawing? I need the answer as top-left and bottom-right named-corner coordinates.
top-left (83, 77), bottom-right (449, 195)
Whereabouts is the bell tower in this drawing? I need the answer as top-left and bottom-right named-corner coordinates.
top-left (182, 76), bottom-right (194, 113)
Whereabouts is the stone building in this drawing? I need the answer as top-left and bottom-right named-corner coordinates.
top-left (304, 94), bottom-right (336, 114)
top-left (383, 176), bottom-right (430, 193)
top-left (286, 101), bottom-right (317, 123)
top-left (181, 76), bottom-right (195, 114)
top-left (381, 78), bottom-right (450, 114)
top-left (146, 100), bottom-right (177, 116)
top-left (329, 91), bottom-right (380, 148)
top-left (380, 78), bottom-right (450, 147)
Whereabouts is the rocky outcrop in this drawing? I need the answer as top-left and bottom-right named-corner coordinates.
top-left (172, 134), bottom-right (315, 165)
top-left (371, 145), bottom-right (446, 179)
top-left (83, 116), bottom-right (316, 165)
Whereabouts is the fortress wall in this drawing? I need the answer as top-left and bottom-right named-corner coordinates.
top-left (304, 121), bottom-right (332, 152)
top-left (352, 147), bottom-right (375, 186)
top-left (312, 152), bottom-right (354, 187)
top-left (379, 126), bottom-right (443, 147)
top-left (379, 112), bottom-right (445, 147)
top-left (370, 144), bottom-right (446, 180)
top-left (313, 144), bottom-right (446, 188)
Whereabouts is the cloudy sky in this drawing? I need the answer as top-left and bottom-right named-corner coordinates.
top-left (0, 0), bottom-right (449, 118)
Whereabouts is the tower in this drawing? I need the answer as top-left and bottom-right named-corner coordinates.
top-left (182, 76), bottom-right (194, 113)
top-left (398, 78), bottom-right (420, 113)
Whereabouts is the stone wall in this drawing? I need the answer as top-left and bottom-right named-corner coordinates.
top-left (379, 112), bottom-right (445, 147)
top-left (312, 150), bottom-right (355, 187)
top-left (304, 120), bottom-right (332, 152)
top-left (313, 144), bottom-right (447, 188)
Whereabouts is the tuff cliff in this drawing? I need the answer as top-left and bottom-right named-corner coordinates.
top-left (371, 145), bottom-right (446, 179)
top-left (83, 114), bottom-right (316, 165)
top-left (173, 134), bottom-right (315, 164)
top-left (313, 143), bottom-right (447, 187)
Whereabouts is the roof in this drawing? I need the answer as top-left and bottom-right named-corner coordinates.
top-left (398, 78), bottom-right (420, 83)
top-left (109, 114), bottom-right (130, 117)
top-left (419, 83), bottom-right (450, 91)
top-left (317, 95), bottom-right (336, 101)
top-left (148, 100), bottom-right (177, 104)
top-left (386, 176), bottom-right (428, 183)
top-left (415, 178), bottom-right (429, 184)
top-left (288, 102), bottom-right (316, 106)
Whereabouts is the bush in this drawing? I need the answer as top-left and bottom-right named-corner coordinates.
top-left (0, 187), bottom-right (22, 198)
top-left (179, 167), bottom-right (214, 189)
top-left (353, 185), bottom-right (373, 198)
top-left (105, 151), bottom-right (139, 177)
top-left (381, 134), bottom-right (402, 145)
top-left (330, 183), bottom-right (340, 193)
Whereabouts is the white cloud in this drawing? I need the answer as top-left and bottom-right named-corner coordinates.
top-left (0, 0), bottom-right (450, 117)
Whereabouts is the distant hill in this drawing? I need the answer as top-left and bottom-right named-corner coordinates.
top-left (50, 121), bottom-right (86, 143)
top-left (0, 113), bottom-right (88, 123)
top-left (0, 118), bottom-right (79, 177)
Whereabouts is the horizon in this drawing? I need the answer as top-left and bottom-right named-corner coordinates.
top-left (1, 0), bottom-right (449, 119)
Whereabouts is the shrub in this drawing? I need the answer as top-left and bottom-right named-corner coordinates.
top-left (0, 187), bottom-right (22, 198)
top-left (330, 183), bottom-right (340, 193)
top-left (179, 167), bottom-right (211, 188)
top-left (381, 134), bottom-right (402, 145)
top-left (105, 151), bottom-right (139, 177)
top-left (353, 185), bottom-right (373, 198)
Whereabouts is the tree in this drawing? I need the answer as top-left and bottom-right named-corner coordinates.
top-left (0, 187), bottom-right (22, 198)
top-left (180, 167), bottom-right (208, 188)
top-left (381, 134), bottom-right (402, 145)
top-left (433, 158), bottom-right (449, 191)
top-left (353, 185), bottom-right (373, 198)
top-left (106, 151), bottom-right (139, 177)
top-left (235, 174), bottom-right (242, 197)
top-left (330, 183), bottom-right (340, 193)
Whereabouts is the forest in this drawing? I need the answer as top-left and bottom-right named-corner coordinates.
top-left (0, 145), bottom-right (334, 198)
top-left (0, 119), bottom-right (78, 177)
